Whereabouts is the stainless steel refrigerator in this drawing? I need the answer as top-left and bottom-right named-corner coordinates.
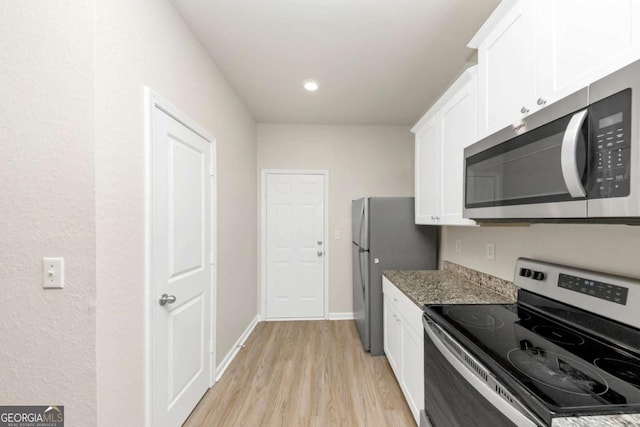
top-left (352, 197), bottom-right (438, 356)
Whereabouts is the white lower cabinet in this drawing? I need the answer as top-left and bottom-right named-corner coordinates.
top-left (383, 277), bottom-right (423, 425)
top-left (400, 320), bottom-right (424, 419)
top-left (384, 293), bottom-right (402, 376)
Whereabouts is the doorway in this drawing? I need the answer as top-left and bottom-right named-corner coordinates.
top-left (146, 89), bottom-right (217, 427)
top-left (261, 170), bottom-right (329, 320)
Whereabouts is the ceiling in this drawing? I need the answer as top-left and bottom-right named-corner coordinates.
top-left (170, 0), bottom-right (501, 126)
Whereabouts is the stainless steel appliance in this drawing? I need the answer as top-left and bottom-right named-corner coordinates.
top-left (352, 197), bottom-right (437, 356)
top-left (464, 59), bottom-right (640, 222)
top-left (421, 258), bottom-right (640, 426)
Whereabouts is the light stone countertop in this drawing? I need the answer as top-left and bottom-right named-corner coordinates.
top-left (383, 269), bottom-right (515, 308)
top-left (552, 414), bottom-right (640, 427)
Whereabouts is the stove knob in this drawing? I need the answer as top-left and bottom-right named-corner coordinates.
top-left (532, 271), bottom-right (546, 281)
top-left (519, 268), bottom-right (532, 278)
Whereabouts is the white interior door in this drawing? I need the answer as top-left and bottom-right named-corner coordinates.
top-left (265, 173), bottom-right (326, 319)
top-left (151, 107), bottom-right (212, 426)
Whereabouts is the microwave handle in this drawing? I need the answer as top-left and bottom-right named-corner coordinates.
top-left (561, 109), bottom-right (588, 198)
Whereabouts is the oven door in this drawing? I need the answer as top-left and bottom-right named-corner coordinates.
top-left (463, 89), bottom-right (589, 220)
top-left (422, 314), bottom-right (542, 427)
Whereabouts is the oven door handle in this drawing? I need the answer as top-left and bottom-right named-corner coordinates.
top-left (423, 315), bottom-right (542, 427)
top-left (561, 109), bottom-right (588, 198)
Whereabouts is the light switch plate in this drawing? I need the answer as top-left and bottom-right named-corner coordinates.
top-left (43, 257), bottom-right (64, 289)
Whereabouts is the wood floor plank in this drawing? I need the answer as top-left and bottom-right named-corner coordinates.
top-left (184, 320), bottom-right (416, 427)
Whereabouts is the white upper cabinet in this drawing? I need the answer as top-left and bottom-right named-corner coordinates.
top-left (414, 115), bottom-right (442, 225)
top-left (471, 0), bottom-right (640, 139)
top-left (412, 67), bottom-right (478, 226)
top-left (474, 0), bottom-right (535, 137)
top-left (440, 69), bottom-right (478, 226)
top-left (535, 0), bottom-right (640, 104)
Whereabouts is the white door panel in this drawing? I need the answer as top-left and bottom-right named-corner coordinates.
top-left (478, 0), bottom-right (535, 137)
top-left (441, 74), bottom-right (478, 226)
top-left (414, 116), bottom-right (441, 224)
top-left (152, 108), bottom-right (212, 427)
top-left (537, 0), bottom-right (640, 103)
top-left (266, 173), bottom-right (325, 319)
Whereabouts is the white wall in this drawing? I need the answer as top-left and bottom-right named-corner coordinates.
top-left (257, 124), bottom-right (414, 315)
top-left (95, 0), bottom-right (257, 425)
top-left (0, 1), bottom-right (97, 425)
top-left (442, 224), bottom-right (640, 281)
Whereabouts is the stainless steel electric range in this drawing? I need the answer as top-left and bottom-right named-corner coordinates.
top-left (421, 258), bottom-right (640, 427)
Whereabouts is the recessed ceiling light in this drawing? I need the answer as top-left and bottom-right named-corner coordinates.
top-left (303, 79), bottom-right (319, 92)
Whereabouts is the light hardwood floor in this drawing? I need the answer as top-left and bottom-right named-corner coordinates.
top-left (184, 320), bottom-right (416, 427)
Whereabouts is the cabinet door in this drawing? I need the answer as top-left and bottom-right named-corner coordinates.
top-left (401, 321), bottom-right (424, 425)
top-left (440, 73), bottom-right (478, 226)
top-left (383, 295), bottom-right (402, 377)
top-left (414, 115), bottom-right (442, 225)
top-left (477, 0), bottom-right (535, 138)
top-left (536, 0), bottom-right (640, 105)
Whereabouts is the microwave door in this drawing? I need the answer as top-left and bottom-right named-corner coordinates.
top-left (464, 110), bottom-right (588, 219)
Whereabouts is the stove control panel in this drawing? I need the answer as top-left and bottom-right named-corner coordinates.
top-left (558, 273), bottom-right (628, 305)
top-left (514, 258), bottom-right (640, 330)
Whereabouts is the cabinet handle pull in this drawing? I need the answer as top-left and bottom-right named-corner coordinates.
top-left (512, 121), bottom-right (527, 132)
top-left (520, 106), bottom-right (530, 114)
top-left (537, 97), bottom-right (547, 106)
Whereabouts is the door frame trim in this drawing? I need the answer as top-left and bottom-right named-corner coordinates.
top-left (260, 169), bottom-right (329, 320)
top-left (144, 87), bottom-right (217, 427)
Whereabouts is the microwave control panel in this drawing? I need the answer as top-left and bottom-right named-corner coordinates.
top-left (589, 89), bottom-right (631, 199)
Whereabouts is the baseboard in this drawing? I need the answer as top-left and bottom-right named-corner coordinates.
top-left (264, 316), bottom-right (324, 322)
top-left (215, 314), bottom-right (260, 382)
top-left (328, 312), bottom-right (355, 320)
top-left (258, 313), bottom-right (354, 321)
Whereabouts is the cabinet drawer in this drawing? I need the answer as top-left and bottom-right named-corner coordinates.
top-left (383, 276), bottom-right (404, 307)
top-left (383, 276), bottom-right (424, 336)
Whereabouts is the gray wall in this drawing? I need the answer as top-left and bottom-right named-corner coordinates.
top-left (442, 224), bottom-right (640, 281)
top-left (95, 0), bottom-right (258, 424)
top-left (0, 1), bottom-right (97, 425)
top-left (0, 0), bottom-right (259, 425)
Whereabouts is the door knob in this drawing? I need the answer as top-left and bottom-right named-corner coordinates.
top-left (317, 251), bottom-right (324, 257)
top-left (317, 240), bottom-right (323, 245)
top-left (159, 293), bottom-right (176, 306)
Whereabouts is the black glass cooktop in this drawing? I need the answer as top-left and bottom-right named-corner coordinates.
top-left (425, 291), bottom-right (640, 421)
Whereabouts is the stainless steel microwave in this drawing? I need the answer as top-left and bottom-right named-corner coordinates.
top-left (463, 60), bottom-right (640, 222)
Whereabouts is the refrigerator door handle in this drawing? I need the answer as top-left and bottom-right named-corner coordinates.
top-left (359, 252), bottom-right (366, 298)
top-left (358, 202), bottom-right (365, 248)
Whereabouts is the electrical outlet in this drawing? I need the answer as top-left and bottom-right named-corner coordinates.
top-left (334, 230), bottom-right (341, 240)
top-left (43, 257), bottom-right (65, 289)
top-left (455, 239), bottom-right (462, 253)
top-left (486, 243), bottom-right (495, 260)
